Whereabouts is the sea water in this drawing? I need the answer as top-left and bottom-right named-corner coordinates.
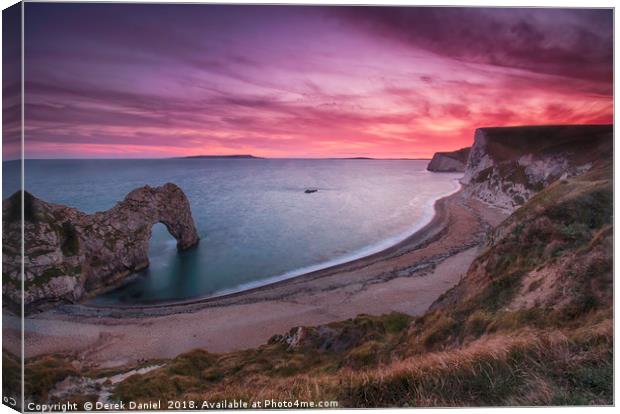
top-left (3, 159), bottom-right (461, 304)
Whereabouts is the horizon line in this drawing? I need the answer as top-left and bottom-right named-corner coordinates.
top-left (3, 156), bottom-right (433, 162)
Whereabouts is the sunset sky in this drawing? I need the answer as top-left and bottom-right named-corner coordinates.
top-left (3, 4), bottom-right (613, 159)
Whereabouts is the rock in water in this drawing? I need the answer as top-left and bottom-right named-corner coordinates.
top-left (427, 147), bottom-right (470, 172)
top-left (2, 183), bottom-right (199, 314)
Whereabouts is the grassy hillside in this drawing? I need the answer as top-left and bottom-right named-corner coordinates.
top-left (478, 125), bottom-right (612, 166)
top-left (21, 164), bottom-right (613, 407)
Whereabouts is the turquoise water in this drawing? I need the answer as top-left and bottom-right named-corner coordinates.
top-left (3, 159), bottom-right (461, 304)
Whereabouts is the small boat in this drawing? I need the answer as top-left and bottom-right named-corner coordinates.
top-left (304, 188), bottom-right (318, 194)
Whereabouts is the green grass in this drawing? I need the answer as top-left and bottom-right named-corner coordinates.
top-left (339, 323), bottom-right (612, 407)
top-left (382, 312), bottom-right (411, 334)
top-left (25, 354), bottom-right (78, 401)
top-left (21, 165), bottom-right (613, 407)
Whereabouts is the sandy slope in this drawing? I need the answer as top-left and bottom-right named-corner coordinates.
top-left (4, 191), bottom-right (506, 368)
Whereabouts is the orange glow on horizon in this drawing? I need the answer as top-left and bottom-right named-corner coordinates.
top-left (3, 5), bottom-right (612, 160)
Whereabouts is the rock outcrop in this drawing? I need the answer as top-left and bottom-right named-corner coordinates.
top-left (2, 183), bottom-right (199, 313)
top-left (431, 161), bottom-right (612, 314)
top-left (427, 147), bottom-right (470, 172)
top-left (461, 125), bottom-right (612, 211)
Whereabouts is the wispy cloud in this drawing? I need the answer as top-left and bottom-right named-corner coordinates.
top-left (6, 4), bottom-right (612, 160)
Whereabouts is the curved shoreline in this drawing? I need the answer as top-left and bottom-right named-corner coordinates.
top-left (84, 179), bottom-right (463, 312)
top-left (50, 185), bottom-right (491, 319)
top-left (11, 188), bottom-right (508, 362)
top-left (179, 177), bottom-right (463, 302)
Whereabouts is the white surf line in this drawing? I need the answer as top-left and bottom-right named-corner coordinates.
top-left (203, 177), bottom-right (463, 300)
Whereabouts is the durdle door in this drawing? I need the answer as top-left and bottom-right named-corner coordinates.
top-left (2, 184), bottom-right (199, 314)
top-left (1, 2), bottom-right (613, 412)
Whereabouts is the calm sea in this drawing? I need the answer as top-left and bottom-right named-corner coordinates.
top-left (3, 159), bottom-right (461, 304)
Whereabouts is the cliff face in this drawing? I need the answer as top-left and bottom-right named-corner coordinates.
top-left (461, 125), bottom-right (612, 210)
top-left (427, 147), bottom-right (470, 172)
top-left (2, 183), bottom-right (199, 313)
top-left (16, 127), bottom-right (614, 406)
top-left (102, 168), bottom-right (613, 406)
top-left (432, 163), bottom-right (612, 313)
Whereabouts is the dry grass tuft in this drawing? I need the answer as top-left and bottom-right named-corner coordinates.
top-left (22, 166), bottom-right (613, 407)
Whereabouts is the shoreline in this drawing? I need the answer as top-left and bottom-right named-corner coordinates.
top-left (85, 178), bottom-right (463, 312)
top-left (7, 189), bottom-right (508, 364)
top-left (58, 184), bottom-right (471, 318)
top-left (32, 189), bottom-right (504, 322)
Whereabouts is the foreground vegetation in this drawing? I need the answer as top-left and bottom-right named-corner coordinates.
top-left (12, 165), bottom-right (613, 407)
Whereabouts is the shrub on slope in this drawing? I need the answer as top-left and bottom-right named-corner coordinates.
top-left (26, 166), bottom-right (613, 407)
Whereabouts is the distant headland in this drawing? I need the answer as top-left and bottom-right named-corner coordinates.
top-left (178, 155), bottom-right (430, 160)
top-left (179, 154), bottom-right (264, 159)
top-left (327, 157), bottom-right (431, 160)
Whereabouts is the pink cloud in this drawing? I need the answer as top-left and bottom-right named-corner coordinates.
top-left (11, 4), bottom-right (612, 160)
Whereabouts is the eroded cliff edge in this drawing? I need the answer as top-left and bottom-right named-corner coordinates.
top-left (2, 183), bottom-right (199, 313)
top-left (427, 147), bottom-right (470, 172)
top-left (460, 124), bottom-right (612, 210)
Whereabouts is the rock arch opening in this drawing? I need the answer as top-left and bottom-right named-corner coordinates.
top-left (148, 222), bottom-right (179, 263)
top-left (6, 183), bottom-right (200, 313)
